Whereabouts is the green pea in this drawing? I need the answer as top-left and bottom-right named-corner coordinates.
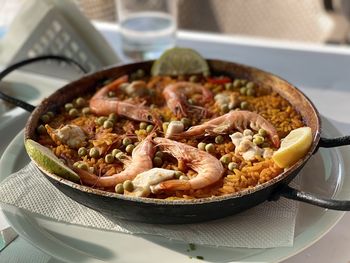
top-left (139, 122), bottom-right (148, 130)
top-left (246, 81), bottom-right (256, 89)
top-left (77, 163), bottom-right (88, 170)
top-left (205, 143), bottom-right (215, 153)
top-left (96, 116), bottom-right (107, 126)
top-left (89, 148), bottom-right (100, 158)
top-left (153, 156), bottom-right (163, 167)
top-left (108, 91), bottom-right (116, 97)
top-left (187, 98), bottom-right (194, 105)
top-left (181, 118), bottom-right (191, 129)
top-left (225, 83), bottom-right (233, 90)
top-left (75, 97), bottom-right (86, 107)
top-left (103, 120), bottom-right (114, 129)
top-left (73, 162), bottom-right (80, 168)
top-left (105, 154), bottom-right (114, 163)
top-left (125, 144), bottom-right (135, 154)
top-left (135, 69), bottom-right (145, 78)
top-left (203, 70), bottom-right (210, 77)
top-left (82, 107), bottom-right (91, 115)
top-left (155, 151), bottom-right (164, 158)
top-left (112, 149), bottom-right (121, 157)
top-left (198, 142), bottom-right (206, 151)
top-left (115, 152), bottom-right (125, 160)
top-left (119, 83), bottom-right (130, 91)
top-left (123, 180), bottom-right (134, 192)
top-left (123, 137), bottom-right (132, 146)
top-left (162, 122), bottom-right (169, 133)
top-left (37, 124), bottom-right (46, 134)
top-left (146, 124), bottom-right (154, 133)
top-left (115, 183), bottom-right (124, 194)
top-left (233, 79), bottom-right (241, 88)
top-left (88, 166), bottom-right (95, 174)
top-left (189, 75), bottom-right (198, 83)
top-left (240, 87), bottom-right (247, 95)
top-left (78, 147), bottom-right (88, 157)
top-left (253, 135), bottom-right (264, 145)
top-left (246, 87), bottom-right (255, 97)
top-left (240, 79), bottom-right (248, 85)
top-left (108, 113), bottom-right (117, 122)
top-left (69, 108), bottom-right (79, 117)
top-left (228, 162), bottom-right (237, 171)
top-left (215, 135), bottom-right (224, 144)
top-left (174, 171), bottom-right (183, 179)
top-left (40, 114), bottom-right (50, 123)
top-left (243, 129), bottom-right (253, 136)
top-left (65, 103), bottom-right (74, 111)
top-left (240, 101), bottom-right (249, 110)
top-left (258, 128), bottom-right (267, 137)
top-left (228, 101), bottom-right (236, 110)
top-left (220, 155), bottom-right (231, 164)
top-left (47, 111), bottom-right (55, 119)
top-left (221, 104), bottom-right (229, 113)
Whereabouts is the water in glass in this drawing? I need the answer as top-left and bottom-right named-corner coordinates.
top-left (120, 11), bottom-right (176, 61)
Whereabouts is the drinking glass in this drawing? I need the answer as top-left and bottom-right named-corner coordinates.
top-left (116, 0), bottom-right (177, 61)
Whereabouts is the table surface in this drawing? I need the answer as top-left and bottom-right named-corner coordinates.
top-left (1, 22), bottom-right (350, 263)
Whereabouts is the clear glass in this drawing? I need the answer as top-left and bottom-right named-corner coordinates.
top-left (116, 0), bottom-right (177, 61)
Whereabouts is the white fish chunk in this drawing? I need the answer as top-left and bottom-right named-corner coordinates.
top-left (132, 168), bottom-right (176, 197)
top-left (56, 124), bottom-right (86, 148)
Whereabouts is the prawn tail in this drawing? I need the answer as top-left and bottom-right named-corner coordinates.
top-left (271, 134), bottom-right (280, 148)
top-left (45, 124), bottom-right (62, 146)
top-left (74, 168), bottom-right (100, 187)
top-left (189, 104), bottom-right (207, 118)
top-left (151, 179), bottom-right (191, 193)
top-left (151, 112), bottom-right (163, 129)
top-left (104, 75), bottom-right (128, 92)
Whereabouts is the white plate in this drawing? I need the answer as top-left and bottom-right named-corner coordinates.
top-left (0, 117), bottom-right (349, 263)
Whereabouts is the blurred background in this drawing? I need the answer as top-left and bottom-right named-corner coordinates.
top-left (1, 0), bottom-right (350, 45)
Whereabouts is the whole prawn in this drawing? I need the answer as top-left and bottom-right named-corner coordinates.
top-left (76, 133), bottom-right (155, 188)
top-left (168, 110), bottom-right (280, 147)
top-left (89, 75), bottom-right (161, 125)
top-left (151, 137), bottom-right (224, 193)
top-left (163, 81), bottom-right (213, 117)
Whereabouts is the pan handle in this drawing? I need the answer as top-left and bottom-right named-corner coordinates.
top-left (0, 55), bottom-right (88, 112)
top-left (277, 185), bottom-right (350, 210)
top-left (319, 136), bottom-right (350, 148)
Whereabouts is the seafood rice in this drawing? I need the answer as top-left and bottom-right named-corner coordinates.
top-left (35, 69), bottom-right (305, 200)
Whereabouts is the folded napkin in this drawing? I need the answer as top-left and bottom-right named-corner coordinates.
top-left (0, 162), bottom-right (299, 248)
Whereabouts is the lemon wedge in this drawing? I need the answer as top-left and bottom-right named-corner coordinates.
top-left (272, 127), bottom-right (313, 168)
top-left (25, 139), bottom-right (80, 183)
top-left (151, 47), bottom-right (210, 76)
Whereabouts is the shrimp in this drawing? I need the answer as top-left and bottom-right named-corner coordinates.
top-left (89, 75), bottom-right (161, 126)
top-left (168, 110), bottom-right (280, 147)
top-left (151, 137), bottom-right (224, 193)
top-left (76, 133), bottom-right (155, 188)
top-left (163, 81), bottom-right (213, 117)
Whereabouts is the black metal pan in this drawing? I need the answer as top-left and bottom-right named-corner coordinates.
top-left (1, 57), bottom-right (350, 224)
